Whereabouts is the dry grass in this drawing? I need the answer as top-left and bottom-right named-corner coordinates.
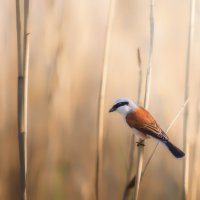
top-left (191, 97), bottom-right (200, 200)
top-left (133, 1), bottom-right (154, 200)
top-left (16, 0), bottom-right (30, 199)
top-left (96, 0), bottom-right (115, 199)
top-left (0, 1), bottom-right (199, 200)
top-left (123, 48), bottom-right (142, 200)
top-left (182, 0), bottom-right (196, 199)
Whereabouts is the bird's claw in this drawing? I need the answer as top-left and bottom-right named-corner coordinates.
top-left (136, 140), bottom-right (145, 146)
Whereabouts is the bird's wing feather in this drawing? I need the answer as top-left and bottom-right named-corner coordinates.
top-left (126, 107), bottom-right (168, 142)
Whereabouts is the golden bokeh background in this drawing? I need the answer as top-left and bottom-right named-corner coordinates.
top-left (0, 0), bottom-right (200, 199)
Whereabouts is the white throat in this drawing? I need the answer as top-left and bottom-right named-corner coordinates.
top-left (117, 105), bottom-right (132, 115)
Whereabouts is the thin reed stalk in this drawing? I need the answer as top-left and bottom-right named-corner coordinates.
top-left (23, 1), bottom-right (30, 197)
top-left (191, 96), bottom-right (200, 200)
top-left (127, 99), bottom-right (189, 189)
top-left (96, 0), bottom-right (115, 199)
top-left (144, 1), bottom-right (154, 110)
top-left (16, 0), bottom-right (23, 75)
top-left (16, 0), bottom-right (30, 199)
top-left (137, 49), bottom-right (142, 105)
top-left (132, 144), bottom-right (144, 200)
top-left (123, 49), bottom-right (142, 200)
top-left (133, 1), bottom-right (154, 199)
top-left (182, 0), bottom-right (195, 199)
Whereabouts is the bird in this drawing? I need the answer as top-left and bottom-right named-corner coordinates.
top-left (109, 98), bottom-right (185, 158)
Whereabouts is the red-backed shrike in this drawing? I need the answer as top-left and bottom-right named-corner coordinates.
top-left (109, 98), bottom-right (185, 158)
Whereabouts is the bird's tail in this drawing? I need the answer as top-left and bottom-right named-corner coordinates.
top-left (165, 141), bottom-right (185, 158)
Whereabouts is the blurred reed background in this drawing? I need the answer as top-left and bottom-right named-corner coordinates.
top-left (0, 0), bottom-right (200, 200)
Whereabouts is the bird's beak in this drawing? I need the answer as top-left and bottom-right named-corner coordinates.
top-left (109, 106), bottom-right (116, 112)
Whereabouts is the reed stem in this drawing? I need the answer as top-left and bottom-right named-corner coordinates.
top-left (96, 0), bottom-right (115, 199)
top-left (123, 49), bottom-right (142, 200)
top-left (133, 1), bottom-right (154, 200)
top-left (182, 0), bottom-right (195, 199)
top-left (191, 96), bottom-right (200, 200)
top-left (16, 0), bottom-right (30, 199)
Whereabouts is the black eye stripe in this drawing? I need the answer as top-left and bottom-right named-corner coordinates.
top-left (113, 101), bottom-right (129, 109)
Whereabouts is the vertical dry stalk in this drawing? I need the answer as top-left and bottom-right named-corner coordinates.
top-left (16, 0), bottom-right (30, 199)
top-left (16, 0), bottom-right (23, 76)
top-left (191, 98), bottom-right (200, 200)
top-left (133, 1), bottom-right (154, 200)
top-left (137, 49), bottom-right (142, 105)
top-left (133, 142), bottom-right (144, 200)
top-left (182, 0), bottom-right (195, 199)
top-left (23, 0), bottom-right (30, 199)
top-left (144, 0), bottom-right (154, 109)
top-left (96, 0), bottom-right (115, 199)
top-left (123, 49), bottom-right (142, 200)
top-left (16, 1), bottom-right (25, 199)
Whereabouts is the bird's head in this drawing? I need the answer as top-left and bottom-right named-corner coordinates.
top-left (109, 98), bottom-right (138, 116)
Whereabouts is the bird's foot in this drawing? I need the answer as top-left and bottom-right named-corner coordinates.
top-left (136, 139), bottom-right (145, 146)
